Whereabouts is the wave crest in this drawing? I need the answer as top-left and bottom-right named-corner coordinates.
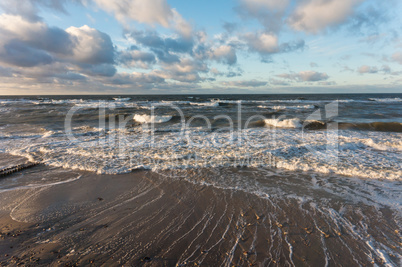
top-left (133, 114), bottom-right (173, 124)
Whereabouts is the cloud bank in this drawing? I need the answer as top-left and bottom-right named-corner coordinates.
top-left (0, 0), bottom-right (399, 94)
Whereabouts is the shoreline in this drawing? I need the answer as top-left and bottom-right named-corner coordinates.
top-left (0, 155), bottom-right (401, 266)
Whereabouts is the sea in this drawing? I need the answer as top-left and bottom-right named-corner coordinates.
top-left (0, 93), bottom-right (401, 265)
top-left (0, 94), bottom-right (400, 178)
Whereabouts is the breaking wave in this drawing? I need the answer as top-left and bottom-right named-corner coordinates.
top-left (190, 102), bottom-right (219, 107)
top-left (368, 97), bottom-right (402, 102)
top-left (133, 114), bottom-right (173, 124)
top-left (264, 118), bottom-right (302, 128)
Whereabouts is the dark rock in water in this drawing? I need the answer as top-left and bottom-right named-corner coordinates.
top-left (297, 97), bottom-right (307, 100)
top-left (97, 197), bottom-right (104, 201)
top-left (217, 102), bottom-right (233, 107)
top-left (248, 120), bottom-right (266, 128)
top-left (303, 121), bottom-right (326, 130)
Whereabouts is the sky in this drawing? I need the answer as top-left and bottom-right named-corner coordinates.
top-left (0, 0), bottom-right (401, 95)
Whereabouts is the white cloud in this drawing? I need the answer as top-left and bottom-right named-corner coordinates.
top-left (298, 71), bottom-right (329, 81)
top-left (209, 45), bottom-right (237, 65)
top-left (66, 25), bottom-right (114, 65)
top-left (244, 32), bottom-right (279, 54)
top-left (157, 58), bottom-right (208, 82)
top-left (277, 71), bottom-right (329, 82)
top-left (0, 14), bottom-right (116, 78)
top-left (93, 0), bottom-right (192, 37)
top-left (288, 0), bottom-right (364, 34)
top-left (94, 0), bottom-right (172, 27)
top-left (357, 65), bottom-right (378, 74)
top-left (0, 14), bottom-right (44, 38)
top-left (171, 9), bottom-right (192, 38)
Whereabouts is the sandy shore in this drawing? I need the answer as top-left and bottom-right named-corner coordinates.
top-left (0, 154), bottom-right (401, 266)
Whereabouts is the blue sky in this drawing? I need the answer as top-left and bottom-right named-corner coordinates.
top-left (0, 0), bottom-right (401, 94)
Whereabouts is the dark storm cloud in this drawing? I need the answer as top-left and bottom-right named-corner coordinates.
top-left (2, 40), bottom-right (54, 67)
top-left (134, 31), bottom-right (193, 53)
top-left (0, 15), bottom-right (117, 81)
top-left (118, 47), bottom-right (156, 69)
top-left (151, 49), bottom-right (180, 63)
top-left (130, 30), bottom-right (194, 63)
top-left (29, 26), bottom-right (75, 55)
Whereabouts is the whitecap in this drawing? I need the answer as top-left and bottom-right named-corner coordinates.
top-left (133, 114), bottom-right (173, 123)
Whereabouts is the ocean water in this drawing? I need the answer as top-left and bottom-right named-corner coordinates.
top-left (0, 94), bottom-right (400, 179)
top-left (0, 94), bottom-right (401, 265)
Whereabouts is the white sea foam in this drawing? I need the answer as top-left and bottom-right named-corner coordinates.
top-left (368, 97), bottom-right (402, 102)
top-left (41, 131), bottom-right (55, 138)
top-left (113, 97), bottom-right (131, 101)
top-left (133, 114), bottom-right (173, 123)
top-left (264, 118), bottom-right (302, 128)
top-left (2, 126), bottom-right (400, 180)
top-left (190, 101), bottom-right (219, 107)
top-left (161, 100), bottom-right (191, 105)
top-left (259, 105), bottom-right (315, 110)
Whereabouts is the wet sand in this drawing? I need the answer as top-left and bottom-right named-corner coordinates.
top-left (0, 156), bottom-right (401, 266)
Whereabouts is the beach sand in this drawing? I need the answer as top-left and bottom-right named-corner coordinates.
top-left (0, 154), bottom-right (401, 266)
